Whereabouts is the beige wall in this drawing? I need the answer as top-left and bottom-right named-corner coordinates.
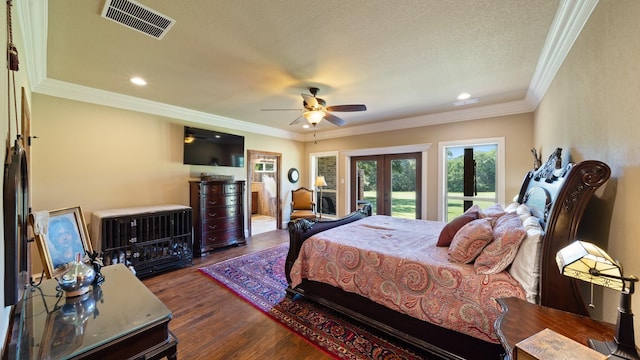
top-left (305, 113), bottom-right (534, 220)
top-left (535, 0), bottom-right (640, 330)
top-left (29, 94), bottom-right (304, 272)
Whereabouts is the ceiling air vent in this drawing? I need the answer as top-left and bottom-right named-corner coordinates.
top-left (101, 0), bottom-right (175, 40)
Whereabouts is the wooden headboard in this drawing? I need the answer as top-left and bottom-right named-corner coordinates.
top-left (517, 148), bottom-right (611, 316)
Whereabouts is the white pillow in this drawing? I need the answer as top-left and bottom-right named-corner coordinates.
top-left (516, 204), bottom-right (531, 222)
top-left (508, 216), bottom-right (544, 303)
top-left (504, 202), bottom-right (519, 213)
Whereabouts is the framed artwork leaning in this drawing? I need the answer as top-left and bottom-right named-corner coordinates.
top-left (30, 206), bottom-right (93, 279)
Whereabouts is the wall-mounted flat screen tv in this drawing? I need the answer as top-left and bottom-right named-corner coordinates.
top-left (183, 126), bottom-right (244, 167)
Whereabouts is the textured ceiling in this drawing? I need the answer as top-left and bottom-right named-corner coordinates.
top-left (40, 0), bottom-right (567, 138)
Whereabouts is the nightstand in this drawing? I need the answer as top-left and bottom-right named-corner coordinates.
top-left (495, 297), bottom-right (615, 360)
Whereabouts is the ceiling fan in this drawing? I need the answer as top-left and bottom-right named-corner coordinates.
top-left (262, 87), bottom-right (367, 127)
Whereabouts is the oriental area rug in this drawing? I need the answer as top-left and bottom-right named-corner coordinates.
top-left (198, 243), bottom-right (438, 360)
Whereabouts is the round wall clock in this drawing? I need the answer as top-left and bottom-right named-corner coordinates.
top-left (288, 168), bottom-right (300, 183)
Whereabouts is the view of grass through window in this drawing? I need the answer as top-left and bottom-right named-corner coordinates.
top-left (445, 144), bottom-right (498, 221)
top-left (356, 145), bottom-right (497, 220)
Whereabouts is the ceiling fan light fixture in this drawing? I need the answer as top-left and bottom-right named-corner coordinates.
top-left (304, 110), bottom-right (324, 125)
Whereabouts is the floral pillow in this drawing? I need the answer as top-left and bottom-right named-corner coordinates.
top-left (480, 203), bottom-right (506, 220)
top-left (437, 211), bottom-right (479, 247)
top-left (474, 213), bottom-right (527, 275)
top-left (448, 218), bottom-right (493, 264)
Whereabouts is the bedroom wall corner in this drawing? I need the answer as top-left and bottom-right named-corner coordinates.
top-left (1, 0), bottom-right (33, 353)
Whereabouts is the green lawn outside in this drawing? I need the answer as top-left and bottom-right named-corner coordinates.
top-left (362, 191), bottom-right (496, 220)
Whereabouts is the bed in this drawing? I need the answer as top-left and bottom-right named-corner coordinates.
top-left (285, 149), bottom-right (611, 360)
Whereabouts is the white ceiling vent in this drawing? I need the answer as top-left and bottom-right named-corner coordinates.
top-left (101, 0), bottom-right (175, 40)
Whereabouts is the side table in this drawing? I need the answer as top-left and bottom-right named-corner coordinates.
top-left (15, 264), bottom-right (177, 359)
top-left (495, 297), bottom-right (615, 360)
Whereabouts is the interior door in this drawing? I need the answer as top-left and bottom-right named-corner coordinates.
top-left (351, 153), bottom-right (421, 218)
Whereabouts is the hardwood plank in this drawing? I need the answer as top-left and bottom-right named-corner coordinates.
top-left (142, 230), bottom-right (332, 359)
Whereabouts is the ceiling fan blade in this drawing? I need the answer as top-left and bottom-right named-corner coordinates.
top-left (301, 93), bottom-right (318, 109)
top-left (289, 115), bottom-right (303, 125)
top-left (326, 104), bottom-right (367, 112)
top-left (323, 112), bottom-right (346, 126)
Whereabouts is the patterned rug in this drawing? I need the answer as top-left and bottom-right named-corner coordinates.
top-left (198, 243), bottom-right (437, 360)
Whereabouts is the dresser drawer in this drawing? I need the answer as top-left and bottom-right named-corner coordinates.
top-left (202, 194), bottom-right (240, 208)
top-left (201, 228), bottom-right (243, 250)
top-left (202, 205), bottom-right (240, 220)
top-left (202, 217), bottom-right (240, 232)
top-left (202, 183), bottom-right (241, 196)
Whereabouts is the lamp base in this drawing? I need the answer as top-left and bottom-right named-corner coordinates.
top-left (589, 339), bottom-right (640, 360)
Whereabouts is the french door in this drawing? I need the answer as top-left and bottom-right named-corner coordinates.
top-left (350, 153), bottom-right (422, 218)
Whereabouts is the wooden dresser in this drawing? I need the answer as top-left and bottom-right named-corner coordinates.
top-left (189, 180), bottom-right (245, 256)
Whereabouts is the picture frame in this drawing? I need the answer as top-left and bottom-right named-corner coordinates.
top-left (31, 206), bottom-right (93, 279)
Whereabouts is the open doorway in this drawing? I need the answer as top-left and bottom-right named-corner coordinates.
top-left (247, 150), bottom-right (282, 236)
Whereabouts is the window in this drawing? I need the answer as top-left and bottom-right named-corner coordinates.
top-left (438, 138), bottom-right (505, 221)
top-left (254, 160), bottom-right (276, 172)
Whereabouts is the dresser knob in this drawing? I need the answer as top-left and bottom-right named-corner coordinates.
top-left (207, 200), bottom-right (218, 205)
top-left (208, 225), bottom-right (217, 230)
top-left (208, 213), bottom-right (217, 217)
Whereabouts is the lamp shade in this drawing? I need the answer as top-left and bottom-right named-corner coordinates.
top-left (304, 110), bottom-right (325, 125)
top-left (315, 176), bottom-right (327, 187)
top-left (556, 240), bottom-right (624, 291)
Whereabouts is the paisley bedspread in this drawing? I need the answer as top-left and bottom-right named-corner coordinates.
top-left (289, 215), bottom-right (526, 343)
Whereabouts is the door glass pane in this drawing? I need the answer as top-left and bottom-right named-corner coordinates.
top-left (355, 160), bottom-right (378, 215)
top-left (390, 158), bottom-right (417, 218)
top-left (445, 144), bottom-right (497, 221)
top-left (316, 155), bottom-right (337, 217)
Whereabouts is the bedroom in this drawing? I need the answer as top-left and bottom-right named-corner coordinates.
top-left (2, 0), bottom-right (640, 358)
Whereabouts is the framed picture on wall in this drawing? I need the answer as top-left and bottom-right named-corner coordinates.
top-left (30, 206), bottom-right (93, 279)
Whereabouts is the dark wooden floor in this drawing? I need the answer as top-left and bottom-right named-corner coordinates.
top-left (142, 230), bottom-right (332, 360)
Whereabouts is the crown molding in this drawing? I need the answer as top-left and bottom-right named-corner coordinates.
top-left (305, 99), bottom-right (533, 142)
top-left (35, 78), bottom-right (304, 141)
top-left (15, 0), bottom-right (48, 87)
top-left (18, 0), bottom-right (596, 143)
top-left (526, 0), bottom-right (599, 107)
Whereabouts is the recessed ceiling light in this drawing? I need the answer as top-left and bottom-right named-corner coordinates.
top-left (130, 77), bottom-right (147, 86)
top-left (457, 93), bottom-right (471, 100)
top-left (453, 97), bottom-right (479, 106)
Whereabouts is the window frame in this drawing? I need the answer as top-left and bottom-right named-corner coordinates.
top-left (437, 137), bottom-right (505, 221)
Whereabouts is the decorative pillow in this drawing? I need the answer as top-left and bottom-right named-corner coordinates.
top-left (516, 204), bottom-right (531, 222)
top-left (464, 204), bottom-right (482, 215)
top-left (448, 219), bottom-right (493, 264)
top-left (480, 203), bottom-right (506, 220)
top-left (522, 215), bottom-right (541, 230)
top-left (474, 213), bottom-right (527, 275)
top-left (504, 202), bottom-right (519, 213)
top-left (437, 211), bottom-right (479, 247)
top-left (509, 216), bottom-right (544, 303)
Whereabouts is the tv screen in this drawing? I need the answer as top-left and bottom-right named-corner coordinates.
top-left (183, 126), bottom-right (244, 167)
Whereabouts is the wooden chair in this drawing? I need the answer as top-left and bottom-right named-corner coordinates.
top-left (290, 187), bottom-right (316, 221)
